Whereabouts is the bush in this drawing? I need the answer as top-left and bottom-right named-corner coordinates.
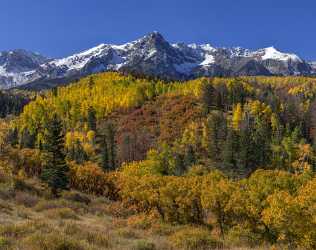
top-left (69, 162), bottom-right (111, 196)
top-left (169, 227), bottom-right (219, 250)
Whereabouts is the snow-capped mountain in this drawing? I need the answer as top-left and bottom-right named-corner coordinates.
top-left (0, 49), bottom-right (50, 88)
top-left (0, 32), bottom-right (314, 89)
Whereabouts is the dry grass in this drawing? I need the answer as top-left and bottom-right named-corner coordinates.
top-left (0, 174), bottom-right (274, 250)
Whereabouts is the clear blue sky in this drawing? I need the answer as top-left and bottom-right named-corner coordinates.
top-left (1, 0), bottom-right (315, 60)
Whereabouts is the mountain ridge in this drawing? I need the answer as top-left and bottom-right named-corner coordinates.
top-left (0, 32), bottom-right (315, 89)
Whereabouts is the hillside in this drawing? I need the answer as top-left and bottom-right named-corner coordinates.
top-left (0, 72), bottom-right (316, 249)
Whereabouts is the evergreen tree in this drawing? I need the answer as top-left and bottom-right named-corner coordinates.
top-left (87, 106), bottom-right (97, 131)
top-left (73, 139), bottom-right (87, 164)
top-left (19, 128), bottom-right (35, 149)
top-left (184, 145), bottom-right (196, 168)
top-left (222, 129), bottom-right (239, 172)
top-left (7, 127), bottom-right (19, 147)
top-left (203, 111), bottom-right (227, 162)
top-left (105, 123), bottom-right (116, 170)
top-left (41, 114), bottom-right (69, 196)
top-left (99, 134), bottom-right (109, 171)
top-left (200, 80), bottom-right (218, 113)
top-left (174, 153), bottom-right (186, 176)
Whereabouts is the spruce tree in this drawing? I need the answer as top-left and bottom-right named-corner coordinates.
top-left (41, 114), bottom-right (69, 196)
top-left (200, 80), bottom-right (218, 113)
top-left (19, 128), bottom-right (35, 149)
top-left (99, 134), bottom-right (109, 171)
top-left (174, 153), bottom-right (186, 176)
top-left (203, 111), bottom-right (227, 162)
top-left (87, 106), bottom-right (97, 131)
top-left (105, 123), bottom-right (116, 170)
top-left (73, 139), bottom-right (87, 164)
top-left (184, 145), bottom-right (196, 168)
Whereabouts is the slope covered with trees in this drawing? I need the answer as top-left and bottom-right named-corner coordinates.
top-left (1, 72), bottom-right (316, 249)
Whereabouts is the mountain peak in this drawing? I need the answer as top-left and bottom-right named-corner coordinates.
top-left (258, 46), bottom-right (302, 62)
top-left (140, 31), bottom-right (166, 44)
top-left (0, 33), bottom-right (314, 89)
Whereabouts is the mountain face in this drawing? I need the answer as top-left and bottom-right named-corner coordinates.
top-left (0, 49), bottom-right (49, 89)
top-left (0, 32), bottom-right (314, 89)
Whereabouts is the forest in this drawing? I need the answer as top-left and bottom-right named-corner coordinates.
top-left (1, 72), bottom-right (316, 249)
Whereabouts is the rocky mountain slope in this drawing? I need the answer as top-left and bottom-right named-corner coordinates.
top-left (0, 32), bottom-right (314, 89)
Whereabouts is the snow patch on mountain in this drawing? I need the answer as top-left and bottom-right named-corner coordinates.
top-left (257, 47), bottom-right (302, 62)
top-left (200, 54), bottom-right (215, 66)
top-left (50, 44), bottom-right (108, 70)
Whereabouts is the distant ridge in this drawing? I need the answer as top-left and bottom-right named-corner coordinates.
top-left (0, 32), bottom-right (315, 89)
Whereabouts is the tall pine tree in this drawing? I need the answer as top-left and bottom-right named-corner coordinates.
top-left (41, 114), bottom-right (69, 197)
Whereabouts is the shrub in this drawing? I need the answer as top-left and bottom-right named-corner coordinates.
top-left (69, 162), bottom-right (111, 196)
top-left (169, 227), bottom-right (219, 250)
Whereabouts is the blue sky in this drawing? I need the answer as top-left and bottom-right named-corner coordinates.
top-left (1, 0), bottom-right (315, 60)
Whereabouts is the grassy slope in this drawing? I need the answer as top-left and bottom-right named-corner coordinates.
top-left (0, 173), bottom-right (271, 250)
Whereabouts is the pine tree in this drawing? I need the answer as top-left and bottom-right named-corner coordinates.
top-left (19, 128), bottom-right (35, 149)
top-left (7, 127), bottom-right (18, 147)
top-left (73, 139), bottom-right (87, 164)
top-left (222, 129), bottom-right (239, 171)
top-left (203, 111), bottom-right (226, 162)
top-left (87, 106), bottom-right (97, 131)
top-left (184, 145), bottom-right (196, 168)
top-left (105, 123), bottom-right (116, 170)
top-left (41, 114), bottom-right (69, 197)
top-left (99, 134), bottom-right (109, 171)
top-left (174, 153), bottom-right (186, 176)
top-left (200, 80), bottom-right (218, 113)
